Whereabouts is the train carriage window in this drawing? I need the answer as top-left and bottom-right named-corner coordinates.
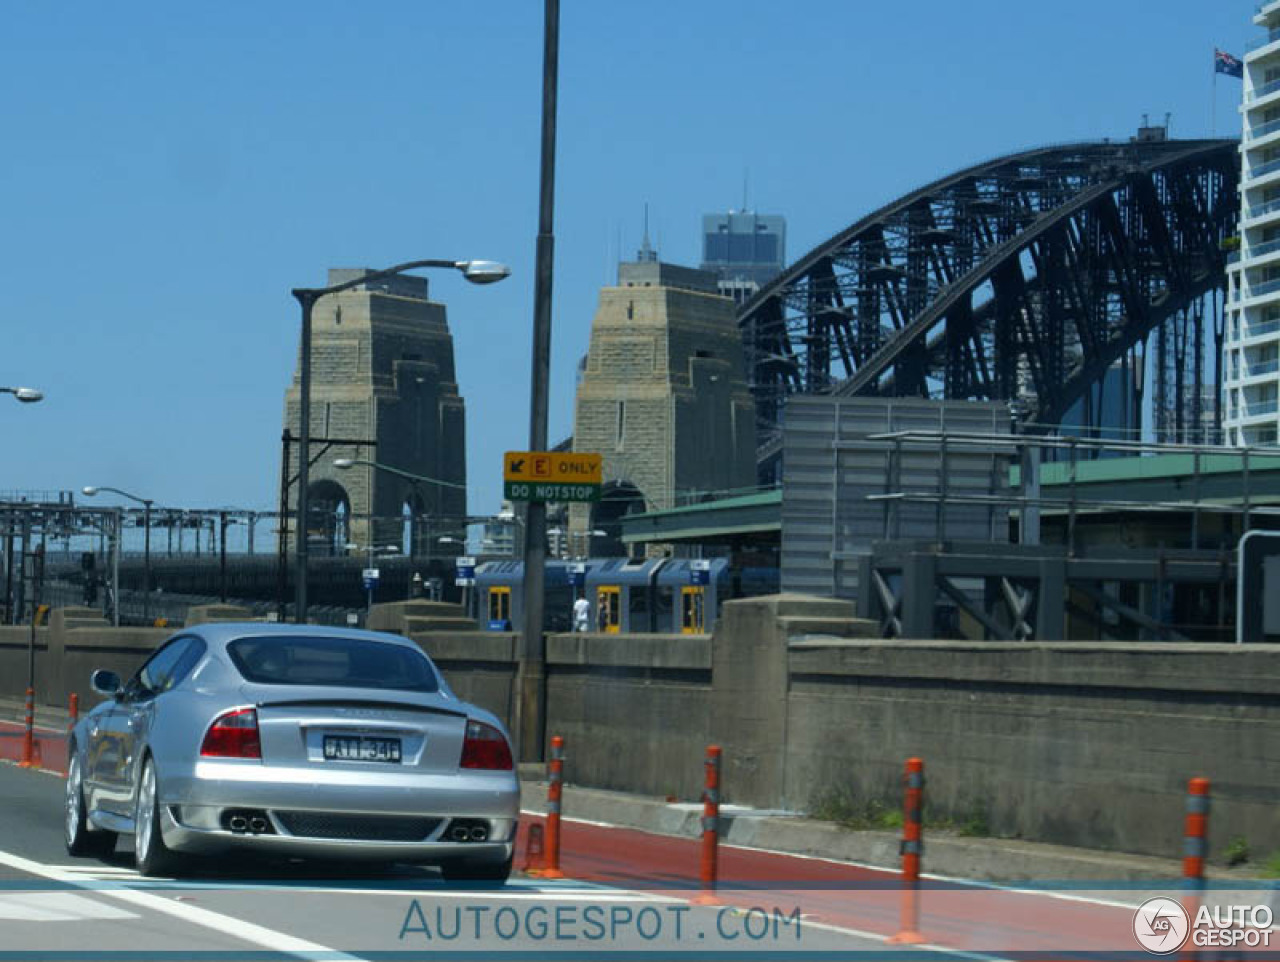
top-left (628, 585), bottom-right (651, 633)
top-left (546, 585), bottom-right (573, 633)
top-left (655, 587), bottom-right (674, 631)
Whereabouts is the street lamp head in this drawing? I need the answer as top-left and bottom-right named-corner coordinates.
top-left (13, 388), bottom-right (43, 403)
top-left (333, 458), bottom-right (356, 469)
top-left (458, 260), bottom-right (511, 285)
top-left (82, 486), bottom-right (99, 497)
top-left (589, 529), bottom-right (608, 537)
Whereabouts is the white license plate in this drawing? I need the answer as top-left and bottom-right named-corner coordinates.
top-left (323, 735), bottom-right (402, 763)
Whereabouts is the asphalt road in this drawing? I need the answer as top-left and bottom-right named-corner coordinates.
top-left (5, 743), bottom-right (1263, 960)
top-left (0, 761), bottom-right (918, 961)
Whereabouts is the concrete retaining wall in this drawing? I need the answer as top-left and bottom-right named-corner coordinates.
top-left (547, 633), bottom-right (712, 801)
top-left (443, 595), bottom-right (1280, 861)
top-left (781, 637), bottom-right (1280, 858)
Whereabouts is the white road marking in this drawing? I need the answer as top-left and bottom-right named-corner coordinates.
top-left (47, 869), bottom-right (679, 902)
top-left (0, 720), bottom-right (68, 736)
top-left (0, 848), bottom-right (369, 961)
top-left (264, 887), bottom-right (681, 902)
top-left (0, 892), bottom-right (137, 921)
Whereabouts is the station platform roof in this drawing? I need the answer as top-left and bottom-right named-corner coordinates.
top-left (620, 450), bottom-right (1280, 546)
top-left (619, 490), bottom-right (781, 545)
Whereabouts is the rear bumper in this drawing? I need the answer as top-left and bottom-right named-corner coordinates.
top-left (162, 812), bottom-right (516, 863)
top-left (159, 759), bottom-right (519, 862)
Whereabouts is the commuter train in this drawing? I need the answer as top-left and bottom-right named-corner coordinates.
top-left (472, 557), bottom-right (779, 634)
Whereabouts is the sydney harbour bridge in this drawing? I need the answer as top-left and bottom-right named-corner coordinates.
top-left (739, 138), bottom-right (1239, 474)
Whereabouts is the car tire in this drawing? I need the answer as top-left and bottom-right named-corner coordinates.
top-left (134, 757), bottom-right (179, 877)
top-left (65, 750), bottom-right (117, 859)
top-left (440, 852), bottom-right (514, 884)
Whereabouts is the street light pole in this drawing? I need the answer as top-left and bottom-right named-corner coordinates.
top-left (292, 259), bottom-right (508, 625)
top-left (219, 511), bottom-right (228, 603)
top-left (333, 455), bottom-right (466, 572)
top-left (517, 0), bottom-right (560, 764)
top-left (82, 486), bottom-right (153, 625)
top-left (294, 291), bottom-right (318, 626)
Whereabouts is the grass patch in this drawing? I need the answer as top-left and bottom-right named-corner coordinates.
top-left (1224, 836), bottom-right (1250, 867)
top-left (809, 791), bottom-right (903, 831)
top-left (1261, 851), bottom-right (1280, 878)
top-left (958, 807), bottom-right (991, 838)
top-left (811, 790), bottom-right (993, 837)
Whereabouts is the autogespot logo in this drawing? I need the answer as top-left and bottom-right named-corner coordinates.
top-left (1133, 897), bottom-right (1190, 954)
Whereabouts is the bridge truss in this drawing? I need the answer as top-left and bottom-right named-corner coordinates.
top-left (740, 139), bottom-right (1239, 472)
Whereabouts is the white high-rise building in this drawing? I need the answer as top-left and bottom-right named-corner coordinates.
top-left (1229, 6), bottom-right (1280, 446)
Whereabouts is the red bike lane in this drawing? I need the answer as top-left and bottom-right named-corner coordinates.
top-left (0, 718), bottom-right (70, 772)
top-left (518, 814), bottom-right (1165, 957)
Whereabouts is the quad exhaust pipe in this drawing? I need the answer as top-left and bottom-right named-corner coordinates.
top-left (229, 815), bottom-right (248, 833)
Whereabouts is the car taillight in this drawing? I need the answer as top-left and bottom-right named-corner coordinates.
top-left (200, 708), bottom-right (261, 759)
top-left (460, 719), bottom-right (513, 770)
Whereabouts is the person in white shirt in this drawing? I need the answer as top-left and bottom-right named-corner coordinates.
top-left (573, 595), bottom-right (590, 632)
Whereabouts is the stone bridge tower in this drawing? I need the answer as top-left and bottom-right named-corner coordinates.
top-left (283, 269), bottom-right (466, 554)
top-left (570, 249), bottom-right (757, 555)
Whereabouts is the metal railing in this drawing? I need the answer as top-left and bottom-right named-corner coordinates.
top-left (1246, 197), bottom-right (1280, 219)
top-left (1252, 77), bottom-right (1280, 102)
top-left (859, 430), bottom-right (1280, 560)
top-left (1247, 277), bottom-right (1280, 298)
top-left (1245, 318), bottom-right (1280, 338)
top-left (1248, 28), bottom-right (1280, 52)
top-left (1248, 237), bottom-right (1280, 258)
top-left (1250, 157), bottom-right (1280, 180)
top-left (1250, 116), bottom-right (1280, 141)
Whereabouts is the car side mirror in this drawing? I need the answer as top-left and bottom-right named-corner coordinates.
top-left (91, 669), bottom-right (122, 697)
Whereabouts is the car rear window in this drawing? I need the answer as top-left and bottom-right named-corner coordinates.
top-left (227, 636), bottom-right (439, 692)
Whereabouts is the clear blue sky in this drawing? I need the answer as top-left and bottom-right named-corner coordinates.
top-left (0, 0), bottom-right (1252, 522)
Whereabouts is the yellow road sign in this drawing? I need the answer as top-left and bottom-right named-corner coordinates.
top-left (504, 451), bottom-right (603, 484)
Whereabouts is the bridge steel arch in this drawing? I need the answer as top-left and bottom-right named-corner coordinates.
top-left (740, 139), bottom-right (1239, 469)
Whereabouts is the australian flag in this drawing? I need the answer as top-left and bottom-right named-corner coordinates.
top-left (1216, 48), bottom-right (1243, 79)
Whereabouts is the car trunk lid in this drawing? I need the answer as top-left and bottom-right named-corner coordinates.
top-left (244, 686), bottom-right (468, 773)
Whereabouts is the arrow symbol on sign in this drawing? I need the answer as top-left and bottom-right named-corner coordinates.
top-left (509, 459), bottom-right (525, 474)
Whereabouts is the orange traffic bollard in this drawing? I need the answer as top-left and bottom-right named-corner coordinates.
top-left (68, 693), bottom-right (79, 735)
top-left (1183, 777), bottom-right (1210, 880)
top-left (692, 745), bottom-right (722, 905)
top-left (521, 822), bottom-right (546, 875)
top-left (887, 757), bottom-right (926, 945)
top-left (18, 688), bottom-right (35, 769)
top-left (541, 735), bottom-right (565, 879)
top-left (1181, 777), bottom-right (1210, 959)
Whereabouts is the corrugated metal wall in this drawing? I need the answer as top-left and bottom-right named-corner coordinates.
top-left (781, 397), bottom-right (1012, 600)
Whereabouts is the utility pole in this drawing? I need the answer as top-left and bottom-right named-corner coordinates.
top-left (516, 0), bottom-right (560, 764)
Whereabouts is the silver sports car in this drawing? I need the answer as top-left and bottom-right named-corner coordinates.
top-left (65, 623), bottom-right (520, 880)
